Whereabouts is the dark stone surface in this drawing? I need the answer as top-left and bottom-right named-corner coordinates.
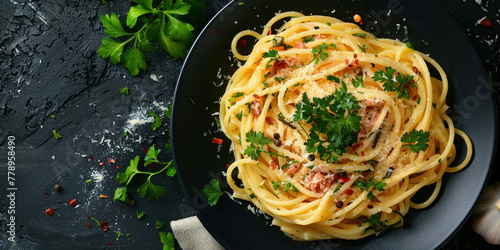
top-left (0, 0), bottom-right (498, 249)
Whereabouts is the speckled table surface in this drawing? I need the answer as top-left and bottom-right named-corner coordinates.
top-left (0, 0), bottom-right (498, 249)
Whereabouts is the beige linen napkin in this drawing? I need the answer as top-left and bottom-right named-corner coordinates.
top-left (170, 216), bottom-right (225, 250)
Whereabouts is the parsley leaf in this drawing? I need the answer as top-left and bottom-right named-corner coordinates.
top-left (271, 181), bottom-right (299, 195)
top-left (116, 145), bottom-right (175, 200)
top-left (372, 66), bottom-right (414, 100)
top-left (159, 232), bottom-right (175, 250)
top-left (352, 33), bottom-right (367, 38)
top-left (263, 49), bottom-right (280, 68)
top-left (98, 0), bottom-right (202, 76)
top-left (113, 187), bottom-right (130, 202)
top-left (293, 82), bottom-right (362, 163)
top-left (401, 129), bottom-right (430, 153)
top-left (302, 36), bottom-right (315, 43)
top-left (137, 210), bottom-right (147, 220)
top-left (119, 87), bottom-right (132, 95)
top-left (311, 42), bottom-right (329, 64)
top-left (363, 213), bottom-right (388, 233)
top-left (352, 76), bottom-right (364, 88)
top-left (202, 179), bottom-right (223, 206)
top-left (353, 178), bottom-right (386, 192)
top-left (138, 176), bottom-right (168, 200)
top-left (243, 130), bottom-right (287, 160)
top-left (405, 42), bottom-right (415, 50)
top-left (229, 92), bottom-right (245, 105)
top-left (155, 220), bottom-right (164, 229)
top-left (149, 110), bottom-right (163, 130)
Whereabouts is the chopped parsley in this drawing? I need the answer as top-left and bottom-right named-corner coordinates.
top-left (244, 130), bottom-right (287, 160)
top-left (405, 42), bottom-right (415, 50)
top-left (372, 66), bottom-right (414, 100)
top-left (229, 92), bottom-right (245, 104)
top-left (235, 111), bottom-right (243, 121)
top-left (271, 181), bottom-right (299, 195)
top-left (401, 129), bottom-right (430, 153)
top-left (311, 42), bottom-right (329, 64)
top-left (263, 49), bottom-right (279, 69)
top-left (149, 110), bottom-right (162, 131)
top-left (352, 76), bottom-right (365, 88)
top-left (302, 36), bottom-right (315, 43)
top-left (363, 213), bottom-right (388, 233)
top-left (357, 44), bottom-right (367, 53)
top-left (293, 81), bottom-right (362, 163)
top-left (352, 33), bottom-right (367, 38)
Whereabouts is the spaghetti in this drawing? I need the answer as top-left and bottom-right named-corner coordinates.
top-left (219, 12), bottom-right (472, 240)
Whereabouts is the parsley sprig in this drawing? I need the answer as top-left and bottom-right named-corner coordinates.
top-left (244, 130), bottom-right (288, 160)
top-left (98, 0), bottom-right (206, 76)
top-left (293, 81), bottom-right (362, 163)
top-left (401, 129), bottom-right (430, 153)
top-left (372, 66), bottom-right (415, 100)
top-left (311, 42), bottom-right (329, 64)
top-left (271, 181), bottom-right (299, 195)
top-left (116, 144), bottom-right (176, 200)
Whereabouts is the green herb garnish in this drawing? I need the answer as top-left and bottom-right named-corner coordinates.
top-left (372, 66), bottom-right (414, 100)
top-left (400, 129), bottom-right (430, 153)
top-left (202, 178), bottom-right (223, 206)
top-left (293, 81), bottom-right (361, 163)
top-left (98, 0), bottom-right (205, 76)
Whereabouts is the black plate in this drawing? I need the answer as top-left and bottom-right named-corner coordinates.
top-left (171, 0), bottom-right (498, 249)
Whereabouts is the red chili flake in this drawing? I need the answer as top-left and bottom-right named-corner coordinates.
top-left (274, 59), bottom-right (288, 69)
top-left (354, 53), bottom-right (358, 59)
top-left (352, 142), bottom-right (363, 151)
top-left (69, 199), bottom-right (77, 207)
top-left (99, 162), bottom-right (104, 166)
top-left (344, 59), bottom-right (349, 65)
top-left (343, 188), bottom-right (354, 195)
top-left (44, 190), bottom-right (49, 195)
top-left (101, 221), bottom-right (108, 231)
top-left (367, 205), bottom-right (374, 209)
top-left (108, 242), bottom-right (112, 245)
top-left (354, 59), bottom-right (359, 65)
top-left (412, 66), bottom-right (419, 74)
top-left (116, 166), bottom-right (119, 169)
top-left (119, 205), bottom-right (122, 211)
top-left (89, 155), bottom-right (94, 160)
top-left (45, 208), bottom-right (54, 216)
top-left (88, 214), bottom-right (91, 219)
top-left (253, 94), bottom-right (260, 99)
top-left (413, 94), bottom-right (419, 101)
top-left (339, 176), bottom-right (351, 183)
top-left (108, 158), bottom-right (115, 164)
top-left (217, 29), bottom-right (221, 35)
top-left (265, 117), bottom-right (274, 125)
top-left (142, 147), bottom-right (148, 154)
top-left (237, 39), bottom-right (248, 48)
top-left (479, 18), bottom-right (492, 27)
top-left (86, 222), bottom-right (92, 229)
top-left (268, 29), bottom-right (272, 35)
top-left (361, 151), bottom-right (365, 156)
top-left (149, 163), bottom-right (154, 169)
top-left (212, 137), bottom-right (223, 145)
top-left (226, 163), bottom-right (231, 168)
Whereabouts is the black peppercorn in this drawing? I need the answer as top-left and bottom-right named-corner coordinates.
top-left (273, 133), bottom-right (280, 140)
top-left (307, 154), bottom-right (315, 161)
top-left (335, 201), bottom-right (343, 208)
top-left (128, 200), bottom-right (135, 206)
top-left (54, 184), bottom-right (62, 191)
top-left (274, 139), bottom-right (282, 147)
